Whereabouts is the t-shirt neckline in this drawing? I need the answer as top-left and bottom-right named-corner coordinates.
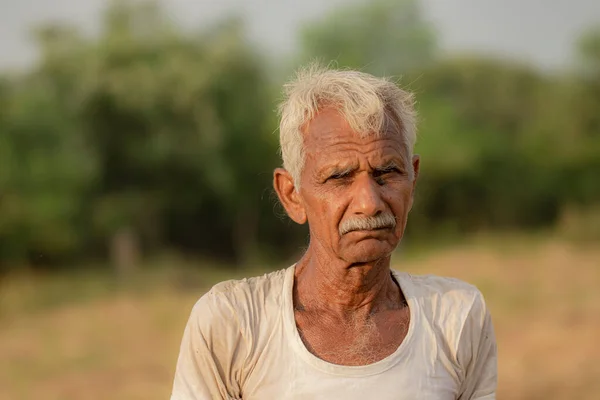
top-left (281, 264), bottom-right (419, 377)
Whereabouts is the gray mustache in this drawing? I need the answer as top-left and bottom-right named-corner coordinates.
top-left (339, 213), bottom-right (397, 236)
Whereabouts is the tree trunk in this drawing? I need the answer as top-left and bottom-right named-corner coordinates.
top-left (110, 226), bottom-right (140, 280)
top-left (232, 205), bottom-right (259, 268)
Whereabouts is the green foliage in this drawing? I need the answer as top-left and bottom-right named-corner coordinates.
top-left (0, 1), bottom-right (285, 268)
top-left (0, 74), bottom-right (97, 263)
top-left (0, 0), bottom-right (598, 271)
top-left (408, 53), bottom-right (600, 236)
top-left (299, 0), bottom-right (436, 75)
top-left (577, 26), bottom-right (600, 77)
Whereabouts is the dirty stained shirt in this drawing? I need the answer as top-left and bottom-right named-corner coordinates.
top-left (170, 266), bottom-right (497, 400)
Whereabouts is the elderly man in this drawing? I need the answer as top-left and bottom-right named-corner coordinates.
top-left (170, 65), bottom-right (497, 399)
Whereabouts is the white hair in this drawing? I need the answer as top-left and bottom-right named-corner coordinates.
top-left (278, 63), bottom-right (417, 188)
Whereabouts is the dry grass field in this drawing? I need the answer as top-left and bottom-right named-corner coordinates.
top-left (1, 237), bottom-right (599, 400)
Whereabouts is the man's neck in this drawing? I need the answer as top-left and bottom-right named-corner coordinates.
top-left (293, 247), bottom-right (402, 318)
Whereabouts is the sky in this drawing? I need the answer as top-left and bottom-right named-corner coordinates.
top-left (0, 0), bottom-right (599, 71)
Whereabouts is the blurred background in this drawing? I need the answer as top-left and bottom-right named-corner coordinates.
top-left (0, 0), bottom-right (599, 399)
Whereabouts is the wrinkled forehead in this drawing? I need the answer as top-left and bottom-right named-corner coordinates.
top-left (302, 108), bottom-right (408, 158)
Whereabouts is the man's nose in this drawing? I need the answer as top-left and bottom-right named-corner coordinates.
top-left (352, 174), bottom-right (386, 216)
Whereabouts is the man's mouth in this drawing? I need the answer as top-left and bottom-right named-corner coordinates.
top-left (345, 225), bottom-right (394, 235)
top-left (353, 226), bottom-right (390, 232)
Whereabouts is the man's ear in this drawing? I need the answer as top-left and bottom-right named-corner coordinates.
top-left (409, 154), bottom-right (420, 211)
top-left (273, 168), bottom-right (307, 224)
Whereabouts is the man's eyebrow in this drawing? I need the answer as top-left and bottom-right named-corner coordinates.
top-left (318, 164), bottom-right (357, 180)
top-left (375, 160), bottom-right (402, 171)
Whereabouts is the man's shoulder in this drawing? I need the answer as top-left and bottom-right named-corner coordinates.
top-left (398, 272), bottom-right (492, 358)
top-left (191, 266), bottom-right (290, 321)
top-left (396, 271), bottom-right (489, 327)
top-left (401, 272), bottom-right (484, 303)
top-left (208, 266), bottom-right (289, 300)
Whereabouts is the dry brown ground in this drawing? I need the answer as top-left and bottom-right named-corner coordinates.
top-left (1, 239), bottom-right (598, 400)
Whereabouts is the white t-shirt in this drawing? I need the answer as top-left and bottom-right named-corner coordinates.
top-left (170, 266), bottom-right (497, 400)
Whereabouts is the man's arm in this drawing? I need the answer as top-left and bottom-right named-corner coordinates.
top-left (170, 289), bottom-right (246, 400)
top-left (457, 291), bottom-right (498, 400)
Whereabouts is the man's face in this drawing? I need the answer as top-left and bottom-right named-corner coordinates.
top-left (297, 108), bottom-right (419, 264)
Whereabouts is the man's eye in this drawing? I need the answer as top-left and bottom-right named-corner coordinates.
top-left (329, 173), bottom-right (348, 180)
top-left (373, 168), bottom-right (400, 178)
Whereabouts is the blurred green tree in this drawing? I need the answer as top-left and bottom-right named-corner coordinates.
top-left (578, 26), bottom-right (600, 78)
top-left (298, 0), bottom-right (437, 76)
top-left (0, 73), bottom-right (98, 265)
top-left (1, 0), bottom-right (598, 271)
top-left (0, 0), bottom-right (280, 270)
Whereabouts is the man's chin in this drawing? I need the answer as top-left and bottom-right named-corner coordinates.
top-left (343, 229), bottom-right (399, 244)
top-left (339, 240), bottom-right (396, 264)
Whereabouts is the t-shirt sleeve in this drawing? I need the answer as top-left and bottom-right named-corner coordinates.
top-left (457, 291), bottom-right (498, 400)
top-left (170, 288), bottom-right (248, 400)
